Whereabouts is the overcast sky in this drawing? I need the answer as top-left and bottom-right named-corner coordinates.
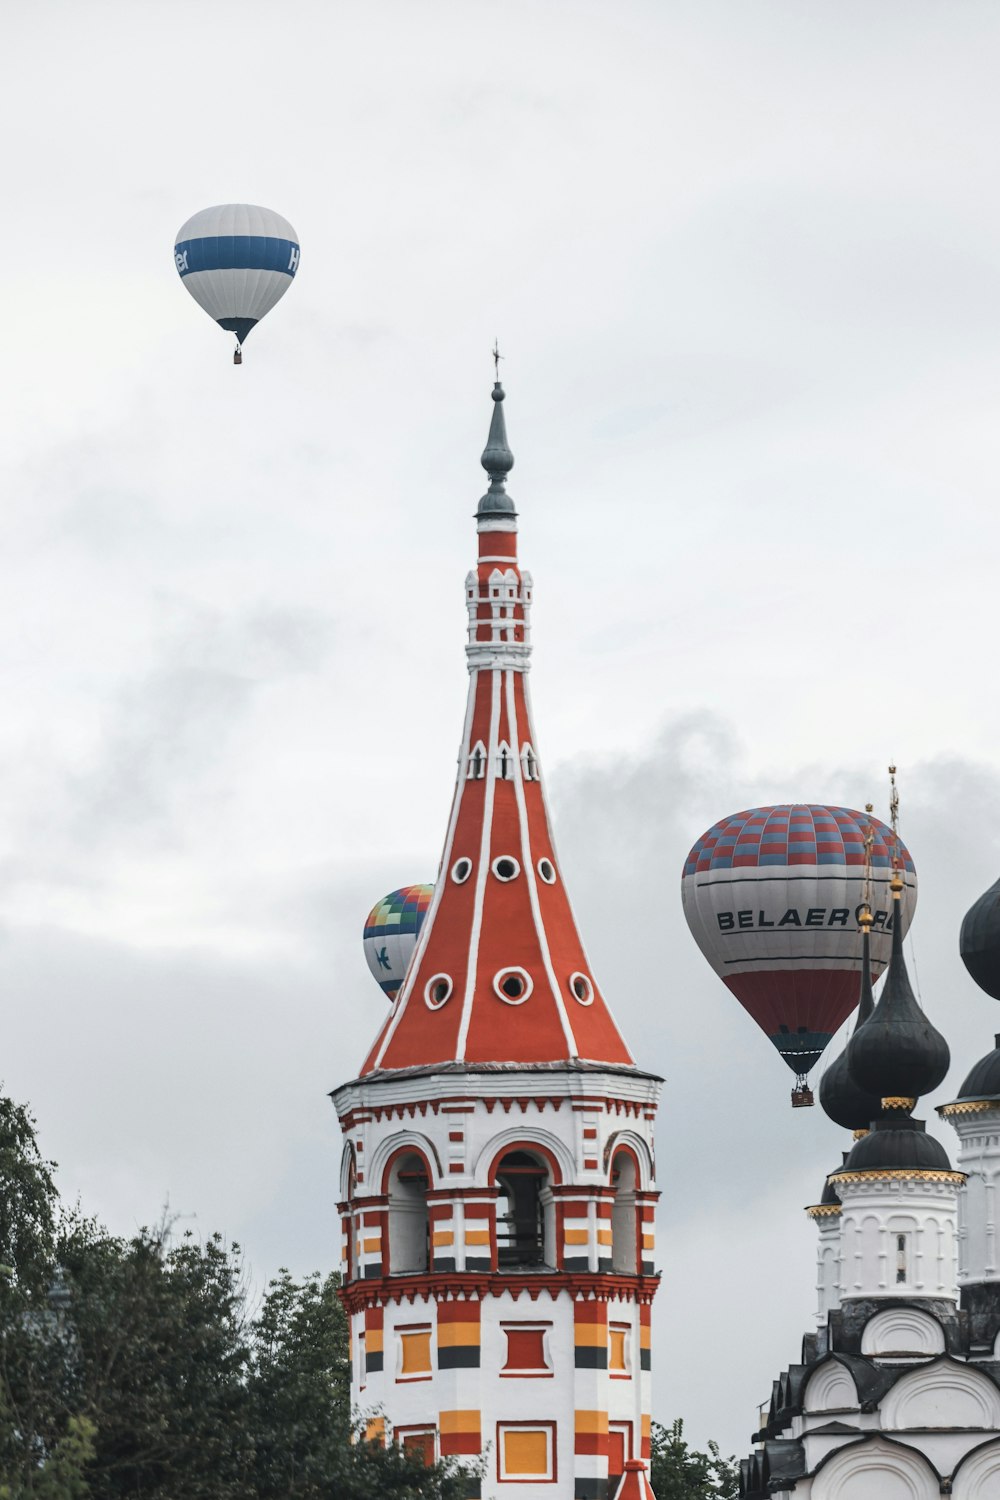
top-left (5, 0), bottom-right (1000, 1461)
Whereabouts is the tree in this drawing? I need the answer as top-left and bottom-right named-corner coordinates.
top-left (648, 1419), bottom-right (738, 1500)
top-left (0, 1092), bottom-right (58, 1290)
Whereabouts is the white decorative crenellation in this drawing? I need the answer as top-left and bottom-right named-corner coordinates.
top-left (833, 1173), bottom-right (960, 1302)
top-left (464, 568), bottom-right (533, 672)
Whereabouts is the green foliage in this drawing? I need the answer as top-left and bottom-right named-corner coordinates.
top-left (648, 1419), bottom-right (738, 1500)
top-left (0, 1092), bottom-right (58, 1291)
top-left (0, 1090), bottom-right (729, 1500)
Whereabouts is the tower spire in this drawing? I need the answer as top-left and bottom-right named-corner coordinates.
top-left (359, 377), bottom-right (635, 1075)
top-left (478, 374), bottom-right (516, 520)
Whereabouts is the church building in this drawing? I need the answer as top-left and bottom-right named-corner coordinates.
top-left (331, 381), bottom-right (662, 1499)
top-left (739, 866), bottom-right (1000, 1497)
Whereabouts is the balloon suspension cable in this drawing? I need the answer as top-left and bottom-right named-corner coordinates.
top-left (791, 1075), bottom-right (815, 1108)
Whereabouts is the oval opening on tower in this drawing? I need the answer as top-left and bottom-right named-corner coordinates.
top-left (451, 857), bottom-right (473, 884)
top-left (424, 973), bottom-right (453, 1010)
top-left (569, 972), bottom-right (594, 1006)
top-left (537, 858), bottom-right (557, 885)
top-left (494, 967), bottom-right (533, 1006)
top-left (492, 855), bottom-right (520, 882)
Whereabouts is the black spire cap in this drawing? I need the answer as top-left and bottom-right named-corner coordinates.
top-left (477, 382), bottom-right (516, 518)
top-left (960, 876), bottom-right (1000, 1001)
top-left (845, 889), bottom-right (950, 1108)
top-left (820, 925), bottom-right (885, 1131)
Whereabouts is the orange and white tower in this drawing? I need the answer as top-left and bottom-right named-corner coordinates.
top-left (332, 380), bottom-right (662, 1500)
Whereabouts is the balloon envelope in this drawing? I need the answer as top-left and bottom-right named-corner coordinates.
top-left (364, 885), bottom-right (434, 1001)
top-left (174, 203), bottom-right (300, 345)
top-left (682, 804), bottom-right (916, 1076)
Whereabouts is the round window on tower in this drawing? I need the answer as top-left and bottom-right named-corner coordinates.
top-left (451, 857), bottom-right (473, 884)
top-left (424, 974), bottom-right (453, 1010)
top-left (492, 855), bottom-right (520, 882)
top-left (493, 967), bottom-right (534, 1006)
top-left (569, 972), bottom-right (594, 1006)
top-left (537, 858), bottom-right (557, 885)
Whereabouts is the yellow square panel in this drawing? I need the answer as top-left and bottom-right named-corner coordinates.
top-left (503, 1427), bottom-right (550, 1477)
top-left (400, 1329), bottom-right (432, 1376)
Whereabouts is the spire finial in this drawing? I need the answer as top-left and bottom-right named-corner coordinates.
top-left (492, 339), bottom-right (503, 380)
top-left (477, 361), bottom-right (516, 520)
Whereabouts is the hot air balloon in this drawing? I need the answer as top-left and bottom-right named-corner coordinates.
top-left (681, 805), bottom-right (916, 1105)
top-left (173, 204), bottom-right (300, 364)
top-left (363, 885), bottom-right (434, 1001)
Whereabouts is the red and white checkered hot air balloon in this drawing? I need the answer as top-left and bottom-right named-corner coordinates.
top-left (681, 804), bottom-right (917, 1105)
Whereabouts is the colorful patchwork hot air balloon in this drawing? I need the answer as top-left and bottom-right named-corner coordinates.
top-left (681, 805), bottom-right (916, 1103)
top-left (174, 204), bottom-right (300, 363)
top-left (363, 885), bottom-right (434, 1001)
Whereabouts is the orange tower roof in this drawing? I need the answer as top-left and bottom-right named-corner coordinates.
top-left (360, 381), bottom-right (635, 1076)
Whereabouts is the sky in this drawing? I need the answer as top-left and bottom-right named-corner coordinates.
top-left (4, 0), bottom-right (1000, 1462)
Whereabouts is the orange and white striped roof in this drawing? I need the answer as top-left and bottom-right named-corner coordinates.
top-left (360, 383), bottom-right (634, 1075)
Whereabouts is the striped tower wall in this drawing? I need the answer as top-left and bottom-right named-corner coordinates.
top-left (335, 1074), bottom-right (660, 1497)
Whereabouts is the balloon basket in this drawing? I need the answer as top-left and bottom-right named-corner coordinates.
top-left (791, 1086), bottom-right (815, 1108)
top-left (233, 348), bottom-right (243, 366)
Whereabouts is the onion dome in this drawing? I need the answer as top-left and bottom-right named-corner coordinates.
top-left (950, 1033), bottom-right (1000, 1104)
top-left (830, 1116), bottom-right (953, 1177)
top-left (960, 876), bottom-right (1000, 1001)
top-left (819, 916), bottom-right (885, 1131)
top-left (477, 381), bottom-right (516, 517)
top-left (845, 875), bottom-right (950, 1113)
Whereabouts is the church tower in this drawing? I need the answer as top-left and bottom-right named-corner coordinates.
top-left (331, 380), bottom-right (662, 1499)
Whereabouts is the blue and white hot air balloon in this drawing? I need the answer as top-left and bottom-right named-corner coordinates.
top-left (173, 204), bottom-right (300, 364)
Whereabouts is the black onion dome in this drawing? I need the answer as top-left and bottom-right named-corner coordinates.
top-left (954, 1034), bottom-right (1000, 1102)
top-left (832, 1116), bottom-right (953, 1176)
top-left (960, 877), bottom-right (1000, 1001)
top-left (820, 927), bottom-right (884, 1131)
top-left (845, 892), bottom-right (950, 1104)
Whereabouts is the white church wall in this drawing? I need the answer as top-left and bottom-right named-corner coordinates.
top-left (952, 1437), bottom-right (1000, 1498)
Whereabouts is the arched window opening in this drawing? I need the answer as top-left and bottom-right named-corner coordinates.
top-left (611, 1150), bottom-right (639, 1275)
top-left (387, 1152), bottom-right (430, 1274)
top-left (521, 743), bottom-right (538, 781)
top-left (468, 742), bottom-right (486, 780)
top-left (494, 1150), bottom-right (554, 1270)
top-left (498, 741), bottom-right (512, 780)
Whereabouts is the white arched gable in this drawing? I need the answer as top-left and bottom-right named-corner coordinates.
top-left (881, 1360), bottom-right (1000, 1431)
top-left (812, 1436), bottom-right (938, 1500)
top-left (603, 1130), bottom-right (655, 1189)
top-left (804, 1359), bottom-right (859, 1414)
top-left (339, 1140), bottom-right (356, 1200)
top-left (368, 1130), bottom-right (443, 1192)
top-left (861, 1308), bottom-right (945, 1360)
top-left (953, 1438), bottom-right (1000, 1498)
top-left (472, 1125), bottom-right (575, 1187)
